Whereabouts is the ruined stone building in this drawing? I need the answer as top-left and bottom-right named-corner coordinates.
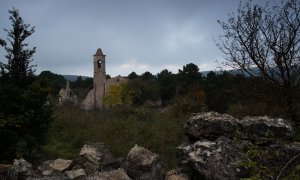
top-left (81, 48), bottom-right (127, 110)
top-left (58, 80), bottom-right (78, 105)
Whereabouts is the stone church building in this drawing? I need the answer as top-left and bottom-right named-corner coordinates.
top-left (81, 48), bottom-right (127, 110)
top-left (58, 80), bottom-right (77, 105)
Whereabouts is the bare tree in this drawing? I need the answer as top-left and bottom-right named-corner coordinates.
top-left (217, 0), bottom-right (300, 122)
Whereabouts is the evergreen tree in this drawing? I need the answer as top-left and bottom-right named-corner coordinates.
top-left (177, 63), bottom-right (203, 95)
top-left (0, 8), bottom-right (52, 163)
top-left (1, 8), bottom-right (36, 88)
top-left (127, 71), bottom-right (138, 80)
top-left (157, 69), bottom-right (176, 104)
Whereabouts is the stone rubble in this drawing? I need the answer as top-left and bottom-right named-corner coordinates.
top-left (3, 111), bottom-right (299, 180)
top-left (125, 144), bottom-right (164, 180)
top-left (5, 142), bottom-right (164, 180)
top-left (70, 142), bottom-right (115, 175)
top-left (8, 158), bottom-right (34, 180)
top-left (178, 112), bottom-right (299, 179)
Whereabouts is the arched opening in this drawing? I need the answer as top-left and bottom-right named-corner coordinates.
top-left (97, 60), bottom-right (102, 68)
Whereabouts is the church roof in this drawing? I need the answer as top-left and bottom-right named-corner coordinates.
top-left (94, 48), bottom-right (105, 56)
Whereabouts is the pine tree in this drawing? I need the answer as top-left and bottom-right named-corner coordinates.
top-left (1, 7), bottom-right (36, 87)
top-left (0, 8), bottom-right (52, 163)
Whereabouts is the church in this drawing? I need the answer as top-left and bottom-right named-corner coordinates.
top-left (81, 48), bottom-right (127, 110)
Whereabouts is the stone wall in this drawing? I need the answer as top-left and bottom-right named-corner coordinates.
top-left (3, 112), bottom-right (299, 179)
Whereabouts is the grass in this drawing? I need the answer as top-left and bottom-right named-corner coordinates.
top-left (42, 104), bottom-right (187, 170)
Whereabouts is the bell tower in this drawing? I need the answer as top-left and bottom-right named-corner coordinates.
top-left (93, 48), bottom-right (106, 74)
top-left (93, 48), bottom-right (106, 108)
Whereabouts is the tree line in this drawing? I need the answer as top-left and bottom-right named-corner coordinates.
top-left (102, 63), bottom-right (299, 120)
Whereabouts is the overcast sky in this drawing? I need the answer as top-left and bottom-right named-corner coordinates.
top-left (0, 0), bottom-right (267, 77)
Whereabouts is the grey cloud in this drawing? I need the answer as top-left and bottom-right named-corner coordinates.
top-left (0, 0), bottom-right (269, 76)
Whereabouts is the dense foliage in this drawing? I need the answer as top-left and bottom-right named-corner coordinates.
top-left (0, 8), bottom-right (52, 163)
top-left (74, 60), bottom-right (296, 122)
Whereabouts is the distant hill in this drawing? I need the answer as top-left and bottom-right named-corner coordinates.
top-left (63, 75), bottom-right (91, 81)
top-left (62, 69), bottom-right (253, 81)
top-left (201, 69), bottom-right (240, 76)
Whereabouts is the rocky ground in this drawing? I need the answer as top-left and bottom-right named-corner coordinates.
top-left (1, 112), bottom-right (299, 180)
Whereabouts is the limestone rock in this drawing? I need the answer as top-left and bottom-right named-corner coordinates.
top-left (184, 112), bottom-right (238, 141)
top-left (52, 158), bottom-right (72, 172)
top-left (240, 116), bottom-right (293, 144)
top-left (125, 144), bottom-right (164, 180)
top-left (179, 112), bottom-right (298, 179)
top-left (165, 168), bottom-right (190, 180)
top-left (38, 160), bottom-right (53, 176)
top-left (177, 138), bottom-right (249, 180)
top-left (65, 169), bottom-right (86, 180)
top-left (8, 158), bottom-right (34, 180)
top-left (38, 158), bottom-right (72, 176)
top-left (88, 168), bottom-right (131, 180)
top-left (71, 142), bottom-right (115, 175)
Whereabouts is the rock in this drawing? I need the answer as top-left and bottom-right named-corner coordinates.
top-left (65, 169), bottom-right (86, 180)
top-left (165, 168), bottom-right (190, 180)
top-left (179, 112), bottom-right (300, 179)
top-left (184, 112), bottom-right (238, 141)
top-left (88, 168), bottom-right (131, 180)
top-left (177, 138), bottom-right (250, 180)
top-left (8, 158), bottom-right (34, 180)
top-left (70, 142), bottom-right (115, 175)
top-left (101, 157), bottom-right (124, 171)
top-left (52, 158), bottom-right (72, 172)
top-left (38, 158), bottom-right (72, 176)
top-left (125, 145), bottom-right (164, 180)
top-left (38, 160), bottom-right (53, 176)
top-left (240, 116), bottom-right (293, 144)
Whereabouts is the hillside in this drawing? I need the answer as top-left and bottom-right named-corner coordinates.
top-left (63, 75), bottom-right (91, 82)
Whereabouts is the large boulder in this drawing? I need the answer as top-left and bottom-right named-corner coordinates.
top-left (184, 112), bottom-right (238, 141)
top-left (180, 112), bottom-right (298, 179)
top-left (8, 158), bottom-right (34, 180)
top-left (70, 142), bottom-right (115, 175)
top-left (177, 137), bottom-right (250, 180)
top-left (125, 145), bottom-right (164, 180)
top-left (240, 116), bottom-right (293, 144)
top-left (88, 168), bottom-right (131, 180)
